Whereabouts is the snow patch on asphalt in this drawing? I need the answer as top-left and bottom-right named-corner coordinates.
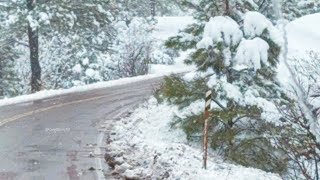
top-left (106, 97), bottom-right (282, 180)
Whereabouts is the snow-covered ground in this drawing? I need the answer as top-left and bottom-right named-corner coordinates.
top-left (149, 49), bottom-right (194, 75)
top-left (105, 14), bottom-right (286, 177)
top-left (106, 98), bottom-right (282, 179)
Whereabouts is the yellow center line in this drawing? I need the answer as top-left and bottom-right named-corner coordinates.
top-left (0, 94), bottom-right (111, 127)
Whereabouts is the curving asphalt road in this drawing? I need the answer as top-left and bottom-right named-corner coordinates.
top-left (0, 77), bottom-right (163, 180)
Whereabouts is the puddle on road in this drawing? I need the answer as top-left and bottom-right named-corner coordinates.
top-left (0, 171), bottom-right (17, 180)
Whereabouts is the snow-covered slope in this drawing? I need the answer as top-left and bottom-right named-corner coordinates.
top-left (150, 16), bottom-right (196, 75)
top-left (278, 13), bottom-right (320, 88)
top-left (287, 13), bottom-right (320, 54)
top-left (153, 16), bottom-right (194, 40)
top-left (107, 98), bottom-right (282, 179)
top-left (285, 14), bottom-right (320, 106)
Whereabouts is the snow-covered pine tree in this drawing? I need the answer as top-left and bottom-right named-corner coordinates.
top-left (165, 0), bottom-right (278, 55)
top-left (158, 6), bottom-right (292, 175)
top-left (0, 5), bottom-right (21, 98)
top-left (0, 33), bottom-right (20, 98)
top-left (165, 0), bottom-right (320, 56)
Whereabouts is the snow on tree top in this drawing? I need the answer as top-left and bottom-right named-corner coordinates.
top-left (197, 16), bottom-right (243, 49)
top-left (243, 11), bottom-right (273, 38)
top-left (197, 11), bottom-right (277, 72)
top-left (243, 11), bottom-right (282, 44)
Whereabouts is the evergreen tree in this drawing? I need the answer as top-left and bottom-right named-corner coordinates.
top-left (162, 0), bottom-right (320, 176)
top-left (159, 1), bottom-right (293, 174)
top-left (165, 0), bottom-right (281, 54)
top-left (282, 0), bottom-right (320, 20)
top-left (0, 34), bottom-right (20, 98)
top-left (0, 5), bottom-right (21, 98)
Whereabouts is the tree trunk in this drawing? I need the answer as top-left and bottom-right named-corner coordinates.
top-left (225, 0), bottom-right (230, 15)
top-left (27, 0), bottom-right (41, 92)
top-left (150, 0), bottom-right (156, 17)
top-left (0, 62), bottom-right (3, 97)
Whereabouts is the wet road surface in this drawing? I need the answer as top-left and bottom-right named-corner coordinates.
top-left (0, 77), bottom-right (163, 180)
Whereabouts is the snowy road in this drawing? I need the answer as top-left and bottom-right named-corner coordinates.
top-left (0, 77), bottom-right (162, 180)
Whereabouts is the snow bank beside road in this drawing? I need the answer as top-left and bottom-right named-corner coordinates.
top-left (106, 98), bottom-right (282, 180)
top-left (0, 69), bottom-right (189, 107)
